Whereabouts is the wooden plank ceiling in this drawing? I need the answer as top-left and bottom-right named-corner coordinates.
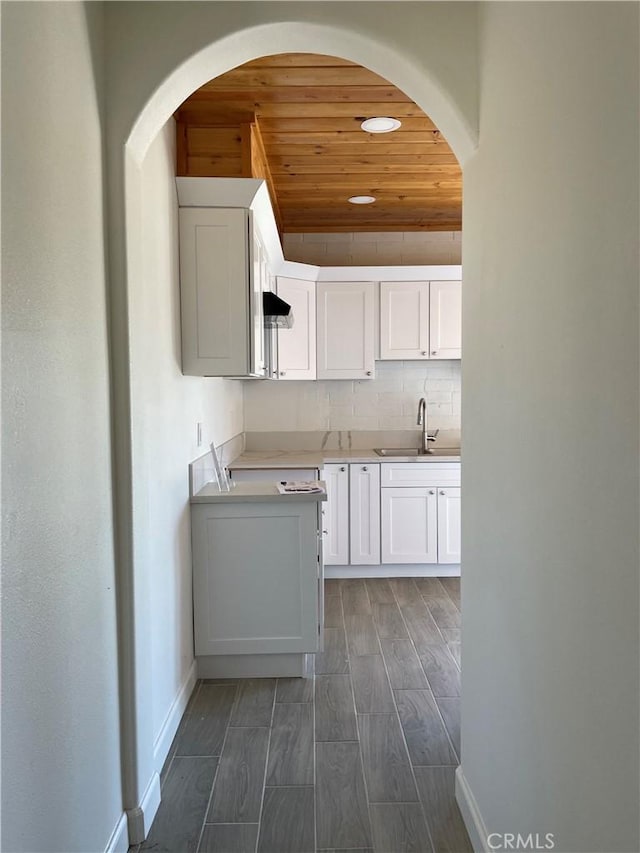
top-left (174, 54), bottom-right (462, 233)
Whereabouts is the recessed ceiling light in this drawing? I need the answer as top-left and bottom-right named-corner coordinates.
top-left (360, 116), bottom-right (402, 133)
top-left (348, 195), bottom-right (376, 204)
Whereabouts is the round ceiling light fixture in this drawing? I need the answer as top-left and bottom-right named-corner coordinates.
top-left (360, 116), bottom-right (402, 133)
top-left (348, 195), bottom-right (376, 204)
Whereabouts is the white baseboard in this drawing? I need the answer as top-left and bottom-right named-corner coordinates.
top-left (455, 766), bottom-right (489, 853)
top-left (153, 659), bottom-right (198, 774)
top-left (104, 812), bottom-right (129, 853)
top-left (127, 771), bottom-right (162, 844)
top-left (325, 563), bottom-right (461, 579)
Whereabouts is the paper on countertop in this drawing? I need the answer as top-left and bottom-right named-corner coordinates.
top-left (276, 480), bottom-right (324, 494)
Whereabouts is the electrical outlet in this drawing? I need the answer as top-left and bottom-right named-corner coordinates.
top-left (196, 422), bottom-right (203, 447)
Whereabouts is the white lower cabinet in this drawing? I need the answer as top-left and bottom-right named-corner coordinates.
top-left (322, 464), bottom-right (350, 565)
top-left (381, 487), bottom-right (439, 564)
top-left (349, 463), bottom-right (381, 565)
top-left (191, 500), bottom-right (322, 656)
top-left (436, 487), bottom-right (461, 563)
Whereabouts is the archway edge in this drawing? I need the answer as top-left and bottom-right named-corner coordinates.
top-left (125, 20), bottom-right (477, 167)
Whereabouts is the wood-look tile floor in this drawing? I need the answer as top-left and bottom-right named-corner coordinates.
top-left (135, 576), bottom-right (471, 853)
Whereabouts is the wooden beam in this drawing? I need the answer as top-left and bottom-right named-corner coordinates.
top-left (250, 120), bottom-right (284, 236)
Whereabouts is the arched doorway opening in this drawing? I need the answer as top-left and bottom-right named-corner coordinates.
top-left (115, 21), bottom-right (475, 843)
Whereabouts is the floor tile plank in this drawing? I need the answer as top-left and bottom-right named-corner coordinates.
top-left (316, 626), bottom-right (350, 675)
top-left (365, 578), bottom-right (395, 603)
top-left (419, 646), bottom-right (460, 697)
top-left (324, 578), bottom-right (341, 595)
top-left (276, 677), bottom-right (314, 704)
top-left (199, 824), bottom-right (258, 853)
top-left (229, 679), bottom-right (276, 726)
top-left (342, 579), bottom-right (372, 615)
top-left (424, 596), bottom-right (461, 629)
top-left (372, 602), bottom-right (409, 639)
top-left (207, 728), bottom-right (270, 823)
top-left (265, 703), bottom-right (313, 786)
top-left (448, 642), bottom-right (461, 670)
top-left (394, 690), bottom-right (457, 766)
top-left (345, 613), bottom-right (381, 655)
top-left (258, 787), bottom-right (315, 853)
top-left (175, 685), bottom-right (237, 757)
top-left (400, 603), bottom-right (444, 652)
top-left (357, 714), bottom-right (418, 803)
top-left (439, 628), bottom-right (460, 643)
top-left (324, 594), bottom-right (344, 628)
top-left (380, 639), bottom-right (429, 690)
top-left (315, 674), bottom-right (358, 742)
top-left (435, 697), bottom-right (461, 760)
top-left (351, 655), bottom-right (395, 713)
top-left (142, 756), bottom-right (218, 853)
top-left (316, 741), bottom-right (373, 849)
top-left (414, 577), bottom-right (447, 598)
top-left (388, 578), bottom-right (421, 606)
top-left (439, 577), bottom-right (461, 607)
top-left (414, 766), bottom-right (473, 852)
top-left (369, 802), bottom-right (433, 853)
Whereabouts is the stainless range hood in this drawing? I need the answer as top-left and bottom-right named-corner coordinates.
top-left (263, 291), bottom-right (294, 329)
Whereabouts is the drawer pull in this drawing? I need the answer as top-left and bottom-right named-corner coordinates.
top-left (340, 466), bottom-right (346, 472)
top-left (429, 490), bottom-right (435, 495)
top-left (362, 466), bottom-right (368, 472)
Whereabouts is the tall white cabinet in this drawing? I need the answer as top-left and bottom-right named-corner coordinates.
top-left (322, 464), bottom-right (350, 565)
top-left (316, 282), bottom-right (376, 379)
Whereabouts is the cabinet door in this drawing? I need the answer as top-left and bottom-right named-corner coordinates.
top-left (437, 487), bottom-right (461, 564)
top-left (191, 502), bottom-right (320, 655)
top-left (380, 281), bottom-right (430, 360)
top-left (179, 207), bottom-right (250, 376)
top-left (429, 280), bottom-right (462, 359)
top-left (317, 282), bottom-right (375, 379)
top-left (381, 487), bottom-right (438, 564)
top-left (322, 464), bottom-right (349, 565)
top-left (276, 277), bottom-right (316, 380)
top-left (349, 463), bottom-right (381, 565)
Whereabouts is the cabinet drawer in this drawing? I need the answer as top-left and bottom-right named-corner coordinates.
top-left (381, 462), bottom-right (460, 488)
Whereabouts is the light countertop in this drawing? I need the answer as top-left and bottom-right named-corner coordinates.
top-left (191, 480), bottom-right (327, 504)
top-left (228, 448), bottom-right (461, 469)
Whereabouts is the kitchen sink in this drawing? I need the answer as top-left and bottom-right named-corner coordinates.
top-left (374, 447), bottom-right (460, 457)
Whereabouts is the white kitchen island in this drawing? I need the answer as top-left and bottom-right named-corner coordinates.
top-left (190, 480), bottom-right (326, 678)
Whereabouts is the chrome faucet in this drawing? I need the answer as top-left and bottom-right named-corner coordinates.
top-left (417, 397), bottom-right (438, 454)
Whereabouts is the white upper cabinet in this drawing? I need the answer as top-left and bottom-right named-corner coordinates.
top-left (316, 281), bottom-right (375, 380)
top-left (276, 277), bottom-right (316, 380)
top-left (179, 206), bottom-right (269, 378)
top-left (380, 281), bottom-right (430, 360)
top-left (429, 280), bottom-right (462, 359)
top-left (379, 279), bottom-right (461, 361)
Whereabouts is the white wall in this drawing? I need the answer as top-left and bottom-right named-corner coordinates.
top-left (283, 231), bottom-right (462, 266)
top-left (1, 3), bottom-right (123, 851)
top-left (461, 4), bottom-right (639, 851)
top-left (244, 361), bottom-right (460, 433)
top-left (131, 119), bottom-right (243, 749)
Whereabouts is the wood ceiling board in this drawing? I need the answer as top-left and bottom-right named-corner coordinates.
top-left (176, 101), bottom-right (426, 119)
top-left (241, 54), bottom-right (359, 67)
top-left (273, 174), bottom-right (462, 188)
top-left (182, 86), bottom-right (412, 104)
top-left (284, 223), bottom-right (462, 232)
top-left (257, 116), bottom-right (438, 133)
top-left (270, 164), bottom-right (462, 176)
top-left (268, 154), bottom-right (460, 167)
top-left (260, 132), bottom-right (448, 147)
top-left (199, 66), bottom-right (393, 89)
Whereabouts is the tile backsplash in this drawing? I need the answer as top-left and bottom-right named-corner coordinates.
top-left (243, 360), bottom-right (461, 433)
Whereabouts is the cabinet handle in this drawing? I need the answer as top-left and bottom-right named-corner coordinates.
top-left (279, 371), bottom-right (286, 376)
top-left (365, 370), bottom-right (372, 376)
top-left (322, 530), bottom-right (328, 535)
top-left (429, 490), bottom-right (435, 495)
top-left (340, 466), bottom-right (346, 472)
top-left (431, 351), bottom-right (437, 356)
top-left (440, 490), bottom-right (446, 495)
top-left (421, 350), bottom-right (427, 356)
top-left (362, 466), bottom-right (368, 472)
